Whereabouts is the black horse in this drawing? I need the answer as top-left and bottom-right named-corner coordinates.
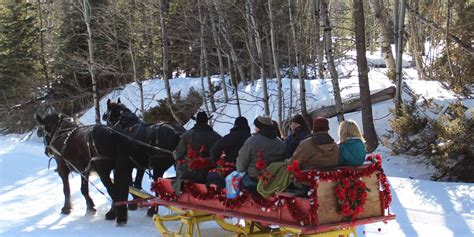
top-left (37, 119), bottom-right (97, 216)
top-left (37, 112), bottom-right (181, 225)
top-left (36, 113), bottom-right (147, 225)
top-left (102, 98), bottom-right (184, 215)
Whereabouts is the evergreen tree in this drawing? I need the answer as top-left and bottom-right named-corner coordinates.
top-left (51, 0), bottom-right (131, 114)
top-left (0, 2), bottom-right (41, 132)
top-left (0, 2), bottom-right (39, 98)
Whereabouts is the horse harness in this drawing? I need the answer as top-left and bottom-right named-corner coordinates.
top-left (44, 117), bottom-right (113, 176)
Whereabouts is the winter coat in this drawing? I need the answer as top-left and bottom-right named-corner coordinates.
top-left (174, 124), bottom-right (222, 161)
top-left (290, 132), bottom-right (339, 170)
top-left (207, 126), bottom-right (251, 187)
top-left (173, 123), bottom-right (222, 193)
top-left (210, 126), bottom-right (251, 164)
top-left (283, 126), bottom-right (311, 158)
top-left (236, 129), bottom-right (286, 178)
top-left (338, 138), bottom-right (366, 166)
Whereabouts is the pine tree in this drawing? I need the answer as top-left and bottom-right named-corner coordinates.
top-left (0, 2), bottom-right (41, 132)
top-left (0, 2), bottom-right (39, 98)
top-left (51, 0), bottom-right (131, 115)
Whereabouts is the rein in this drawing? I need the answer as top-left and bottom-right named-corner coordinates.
top-left (44, 121), bottom-right (112, 202)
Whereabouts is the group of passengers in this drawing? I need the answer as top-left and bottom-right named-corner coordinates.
top-left (172, 111), bottom-right (367, 196)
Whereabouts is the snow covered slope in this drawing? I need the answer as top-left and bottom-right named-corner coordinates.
top-left (2, 60), bottom-right (473, 236)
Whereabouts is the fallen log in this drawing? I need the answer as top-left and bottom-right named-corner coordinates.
top-left (309, 86), bottom-right (396, 118)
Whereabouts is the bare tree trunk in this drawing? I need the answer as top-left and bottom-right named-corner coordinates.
top-left (445, 0), bottom-right (455, 77)
top-left (288, 0), bottom-right (308, 120)
top-left (36, 0), bottom-right (50, 84)
top-left (395, 0), bottom-right (406, 109)
top-left (245, 0), bottom-right (256, 85)
top-left (394, 0), bottom-right (399, 48)
top-left (409, 9), bottom-right (425, 80)
top-left (353, 0), bottom-right (379, 153)
top-left (313, 0), bottom-right (324, 79)
top-left (129, 43), bottom-right (144, 113)
top-left (268, 0), bottom-right (283, 133)
top-left (208, 3), bottom-right (229, 102)
top-left (198, 0), bottom-right (210, 115)
top-left (128, 0), bottom-right (144, 114)
top-left (159, 0), bottom-right (181, 125)
top-left (228, 55), bottom-right (242, 116)
top-left (199, 1), bottom-right (216, 112)
top-left (212, 0), bottom-right (247, 85)
top-left (407, 0), bottom-right (425, 80)
top-left (287, 33), bottom-right (293, 118)
top-left (321, 0), bottom-right (344, 123)
top-left (368, 0), bottom-right (397, 81)
top-left (265, 32), bottom-right (273, 79)
top-left (203, 42), bottom-right (216, 111)
top-left (79, 0), bottom-right (100, 124)
top-left (248, 0), bottom-right (270, 115)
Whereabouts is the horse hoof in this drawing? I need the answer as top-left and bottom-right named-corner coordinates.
top-left (61, 208), bottom-right (71, 215)
top-left (85, 208), bottom-right (97, 216)
top-left (105, 211), bottom-right (116, 220)
top-left (146, 207), bottom-right (157, 217)
top-left (116, 219), bottom-right (127, 227)
top-left (127, 203), bottom-right (138, 211)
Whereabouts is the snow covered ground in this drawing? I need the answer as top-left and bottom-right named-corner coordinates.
top-left (1, 55), bottom-right (473, 236)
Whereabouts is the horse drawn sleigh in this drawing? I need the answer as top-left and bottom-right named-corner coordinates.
top-left (36, 99), bottom-right (395, 236)
top-left (129, 154), bottom-right (395, 237)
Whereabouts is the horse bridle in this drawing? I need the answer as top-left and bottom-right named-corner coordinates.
top-left (103, 108), bottom-right (125, 128)
top-left (42, 115), bottom-right (77, 158)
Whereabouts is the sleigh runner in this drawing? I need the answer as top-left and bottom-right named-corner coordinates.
top-left (129, 154), bottom-right (395, 236)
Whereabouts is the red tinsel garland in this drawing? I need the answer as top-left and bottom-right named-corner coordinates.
top-left (150, 154), bottom-right (392, 226)
top-left (182, 144), bottom-right (213, 171)
top-left (209, 151), bottom-right (236, 177)
top-left (287, 153), bottom-right (393, 220)
top-left (151, 180), bottom-right (176, 202)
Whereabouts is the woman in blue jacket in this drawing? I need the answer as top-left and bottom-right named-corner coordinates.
top-left (338, 120), bottom-right (366, 166)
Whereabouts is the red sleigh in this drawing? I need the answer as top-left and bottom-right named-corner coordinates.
top-left (131, 154), bottom-right (395, 237)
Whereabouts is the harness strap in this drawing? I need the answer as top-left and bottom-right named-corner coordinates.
top-left (60, 127), bottom-right (78, 156)
top-left (84, 156), bottom-right (114, 174)
top-left (104, 126), bottom-right (173, 155)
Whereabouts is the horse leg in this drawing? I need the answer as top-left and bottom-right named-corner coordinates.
top-left (115, 158), bottom-right (134, 226)
top-left (97, 169), bottom-right (116, 221)
top-left (57, 161), bottom-right (72, 215)
top-left (127, 168), bottom-right (145, 211)
top-left (80, 172), bottom-right (96, 216)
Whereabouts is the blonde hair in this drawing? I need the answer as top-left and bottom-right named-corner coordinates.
top-left (338, 120), bottom-right (365, 143)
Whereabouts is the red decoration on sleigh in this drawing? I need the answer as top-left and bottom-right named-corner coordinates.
top-left (184, 144), bottom-right (213, 171)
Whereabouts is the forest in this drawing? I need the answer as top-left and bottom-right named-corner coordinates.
top-left (0, 0), bottom-right (473, 181)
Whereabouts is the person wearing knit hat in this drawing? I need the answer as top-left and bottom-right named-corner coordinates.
top-left (312, 116), bottom-right (330, 133)
top-left (253, 115), bottom-right (273, 129)
top-left (207, 116), bottom-right (251, 188)
top-left (236, 115), bottom-right (286, 192)
top-left (288, 116), bottom-right (339, 170)
top-left (283, 114), bottom-right (310, 158)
